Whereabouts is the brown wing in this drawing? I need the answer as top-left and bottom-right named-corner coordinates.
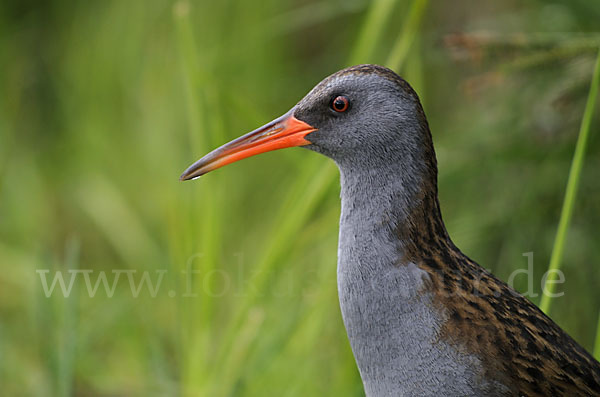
top-left (417, 240), bottom-right (600, 396)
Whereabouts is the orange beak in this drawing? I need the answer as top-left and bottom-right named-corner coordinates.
top-left (180, 110), bottom-right (317, 180)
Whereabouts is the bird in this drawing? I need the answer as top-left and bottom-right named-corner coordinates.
top-left (180, 64), bottom-right (600, 396)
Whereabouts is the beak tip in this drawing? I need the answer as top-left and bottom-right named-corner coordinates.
top-left (180, 170), bottom-right (203, 181)
top-left (179, 171), bottom-right (192, 181)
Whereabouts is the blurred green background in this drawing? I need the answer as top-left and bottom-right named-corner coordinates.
top-left (1, 0), bottom-right (599, 395)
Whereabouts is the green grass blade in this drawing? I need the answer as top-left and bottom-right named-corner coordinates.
top-left (385, 0), bottom-right (429, 72)
top-left (56, 237), bottom-right (79, 397)
top-left (348, 0), bottom-right (397, 65)
top-left (174, 1), bottom-right (204, 146)
top-left (539, 48), bottom-right (600, 314)
top-left (173, 2), bottom-right (224, 390)
top-left (594, 310), bottom-right (600, 360)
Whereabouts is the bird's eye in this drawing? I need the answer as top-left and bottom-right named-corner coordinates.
top-left (331, 96), bottom-right (350, 113)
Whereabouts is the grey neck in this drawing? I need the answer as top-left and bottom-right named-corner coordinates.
top-left (335, 159), bottom-right (496, 396)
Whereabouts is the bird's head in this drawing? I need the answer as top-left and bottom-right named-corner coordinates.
top-left (180, 64), bottom-right (433, 180)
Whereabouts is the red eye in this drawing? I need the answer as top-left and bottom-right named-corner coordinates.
top-left (332, 96), bottom-right (349, 112)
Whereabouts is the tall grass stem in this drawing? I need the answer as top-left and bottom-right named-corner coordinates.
top-left (594, 311), bottom-right (600, 360)
top-left (385, 0), bottom-right (429, 72)
top-left (539, 48), bottom-right (600, 313)
top-left (349, 0), bottom-right (397, 65)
